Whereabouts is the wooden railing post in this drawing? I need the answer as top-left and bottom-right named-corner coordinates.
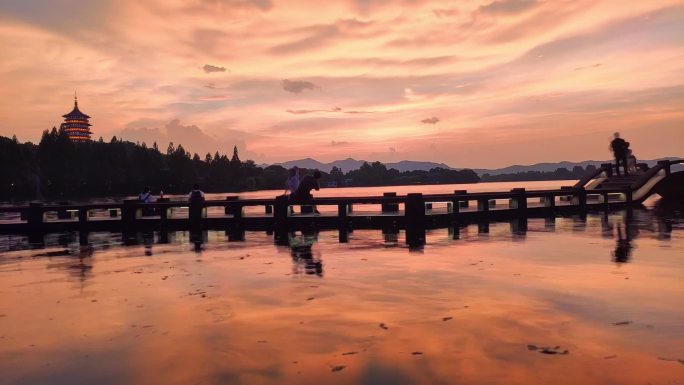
top-left (657, 160), bottom-right (671, 176)
top-left (225, 196), bottom-right (240, 217)
top-left (57, 201), bottom-right (70, 220)
top-left (27, 202), bottom-right (44, 230)
top-left (338, 202), bottom-right (348, 220)
top-left (601, 163), bottom-right (613, 177)
top-left (78, 208), bottom-right (88, 225)
top-left (573, 187), bottom-right (587, 211)
top-left (454, 190), bottom-right (468, 209)
top-left (189, 200), bottom-right (204, 230)
top-left (382, 192), bottom-right (398, 213)
top-left (509, 188), bottom-right (527, 214)
top-left (122, 200), bottom-right (138, 227)
top-left (274, 195), bottom-right (289, 226)
top-left (274, 195), bottom-right (290, 244)
top-left (477, 198), bottom-right (489, 212)
top-left (405, 193), bottom-right (426, 248)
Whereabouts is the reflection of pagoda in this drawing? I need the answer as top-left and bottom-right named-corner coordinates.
top-left (60, 93), bottom-right (92, 142)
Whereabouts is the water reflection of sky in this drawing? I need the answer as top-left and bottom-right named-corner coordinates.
top-left (0, 209), bottom-right (683, 385)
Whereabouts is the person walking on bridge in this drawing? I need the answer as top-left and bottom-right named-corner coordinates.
top-left (610, 132), bottom-right (629, 176)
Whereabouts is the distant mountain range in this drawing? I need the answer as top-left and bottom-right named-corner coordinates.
top-left (269, 158), bottom-right (453, 173)
top-left (265, 157), bottom-right (681, 175)
top-left (474, 157), bottom-right (680, 175)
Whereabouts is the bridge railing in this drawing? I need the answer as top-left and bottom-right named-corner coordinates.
top-left (0, 185), bottom-right (637, 232)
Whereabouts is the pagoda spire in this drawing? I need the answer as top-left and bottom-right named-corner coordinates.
top-left (74, 90), bottom-right (78, 108)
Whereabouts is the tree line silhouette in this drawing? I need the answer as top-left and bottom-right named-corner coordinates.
top-left (0, 129), bottom-right (480, 201)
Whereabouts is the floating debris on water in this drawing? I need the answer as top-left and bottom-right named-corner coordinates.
top-left (411, 352), bottom-right (424, 355)
top-left (604, 355), bottom-right (617, 359)
top-left (341, 351), bottom-right (358, 356)
top-left (527, 345), bottom-right (569, 355)
top-left (613, 321), bottom-right (632, 326)
top-left (306, 297), bottom-right (315, 301)
top-left (442, 317), bottom-right (453, 322)
top-left (379, 323), bottom-right (389, 330)
top-left (331, 365), bottom-right (346, 372)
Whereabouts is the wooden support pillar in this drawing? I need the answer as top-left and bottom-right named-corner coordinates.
top-left (477, 198), bottom-right (489, 212)
top-left (544, 217), bottom-right (555, 230)
top-left (274, 195), bottom-right (289, 228)
top-left (189, 200), bottom-right (204, 230)
top-left (478, 221), bottom-right (489, 234)
top-left (122, 199), bottom-right (139, 227)
top-left (382, 226), bottom-right (399, 243)
top-left (625, 190), bottom-right (633, 207)
top-left (382, 192), bottom-right (399, 213)
top-left (405, 193), bottom-right (426, 248)
top-left (224, 196), bottom-right (240, 216)
top-left (601, 162), bottom-right (613, 177)
top-left (541, 195), bottom-right (555, 209)
top-left (78, 231), bottom-right (89, 246)
top-left (27, 202), bottom-right (44, 231)
top-left (572, 187), bottom-right (587, 211)
top-left (78, 208), bottom-right (88, 225)
top-left (338, 227), bottom-right (350, 243)
top-left (454, 190), bottom-right (468, 209)
top-left (509, 188), bottom-right (527, 214)
top-left (338, 203), bottom-right (348, 221)
top-left (510, 218), bottom-right (528, 235)
top-left (228, 228), bottom-right (245, 242)
top-left (657, 160), bottom-right (671, 176)
top-left (265, 205), bottom-right (273, 214)
top-left (57, 201), bottom-right (70, 219)
top-left (448, 226), bottom-right (460, 240)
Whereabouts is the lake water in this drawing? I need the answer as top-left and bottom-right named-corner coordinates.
top-left (0, 181), bottom-right (683, 385)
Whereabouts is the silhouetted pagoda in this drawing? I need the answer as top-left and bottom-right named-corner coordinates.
top-left (60, 94), bottom-right (92, 142)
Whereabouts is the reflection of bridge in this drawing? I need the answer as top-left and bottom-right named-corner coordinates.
top-left (0, 159), bottom-right (681, 247)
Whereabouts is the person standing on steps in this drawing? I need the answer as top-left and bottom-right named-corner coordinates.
top-left (610, 132), bottom-right (629, 176)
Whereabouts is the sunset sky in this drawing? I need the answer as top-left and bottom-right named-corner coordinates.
top-left (0, 0), bottom-right (682, 168)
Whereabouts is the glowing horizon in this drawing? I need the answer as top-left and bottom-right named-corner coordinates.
top-left (0, 0), bottom-right (682, 168)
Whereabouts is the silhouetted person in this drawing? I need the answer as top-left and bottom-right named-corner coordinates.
top-left (612, 225), bottom-right (633, 263)
top-left (610, 132), bottom-right (628, 176)
top-left (139, 186), bottom-right (156, 216)
top-left (139, 186), bottom-right (154, 203)
top-left (284, 167), bottom-right (300, 215)
top-left (284, 167), bottom-right (300, 195)
top-left (188, 184), bottom-right (205, 201)
top-left (291, 170), bottom-right (322, 214)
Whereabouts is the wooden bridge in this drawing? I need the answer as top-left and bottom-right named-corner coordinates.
top-left (1, 159), bottom-right (681, 246)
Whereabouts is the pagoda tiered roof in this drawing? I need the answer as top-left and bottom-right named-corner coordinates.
top-left (62, 101), bottom-right (91, 120)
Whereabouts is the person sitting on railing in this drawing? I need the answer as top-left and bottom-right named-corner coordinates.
top-left (610, 132), bottom-right (629, 176)
top-left (290, 170), bottom-right (321, 214)
top-left (188, 184), bottom-right (205, 202)
top-left (284, 167), bottom-right (300, 195)
top-left (626, 147), bottom-right (638, 174)
top-left (138, 187), bottom-right (156, 216)
top-left (139, 186), bottom-right (154, 204)
top-left (284, 167), bottom-right (300, 215)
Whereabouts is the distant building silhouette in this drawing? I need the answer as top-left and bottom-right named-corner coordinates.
top-left (59, 93), bottom-right (92, 142)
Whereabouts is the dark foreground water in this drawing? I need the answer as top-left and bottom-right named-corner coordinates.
top-left (0, 187), bottom-right (683, 385)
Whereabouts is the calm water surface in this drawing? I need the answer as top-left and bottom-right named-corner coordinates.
top-left (0, 182), bottom-right (683, 385)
